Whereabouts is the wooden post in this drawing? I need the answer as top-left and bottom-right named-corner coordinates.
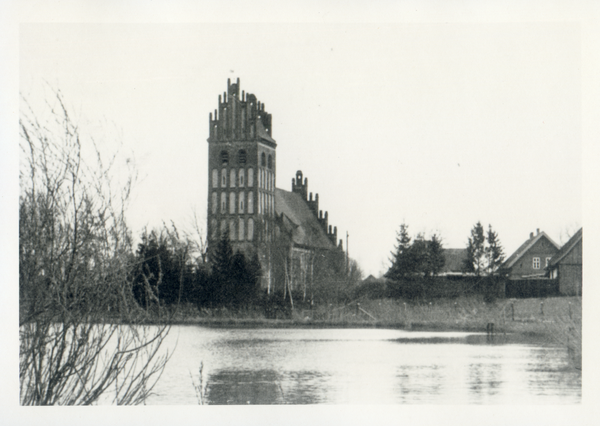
top-left (356, 302), bottom-right (360, 316)
top-left (511, 302), bottom-right (515, 321)
top-left (540, 301), bottom-right (544, 316)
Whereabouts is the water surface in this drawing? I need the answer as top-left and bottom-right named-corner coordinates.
top-left (147, 327), bottom-right (580, 404)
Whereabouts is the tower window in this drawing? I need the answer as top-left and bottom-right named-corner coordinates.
top-left (248, 168), bottom-right (254, 187)
top-left (248, 191), bottom-right (254, 214)
top-left (220, 150), bottom-right (229, 166)
top-left (212, 169), bottom-right (218, 188)
top-left (229, 192), bottom-right (236, 214)
top-left (221, 168), bottom-right (227, 188)
top-left (261, 152), bottom-right (266, 167)
top-left (238, 150), bottom-right (247, 164)
top-left (211, 192), bottom-right (217, 215)
top-left (220, 193), bottom-right (227, 214)
top-left (247, 218), bottom-right (254, 241)
top-left (239, 191), bottom-right (245, 213)
top-left (238, 218), bottom-right (245, 241)
top-left (268, 154), bottom-right (272, 170)
top-left (230, 169), bottom-right (236, 188)
top-left (239, 168), bottom-right (245, 187)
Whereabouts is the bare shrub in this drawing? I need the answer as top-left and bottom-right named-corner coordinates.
top-left (19, 90), bottom-right (171, 405)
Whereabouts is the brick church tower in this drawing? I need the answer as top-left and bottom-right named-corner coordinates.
top-left (207, 78), bottom-right (277, 256)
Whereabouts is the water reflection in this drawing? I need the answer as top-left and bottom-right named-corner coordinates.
top-left (146, 327), bottom-right (581, 405)
top-left (206, 369), bottom-right (329, 404)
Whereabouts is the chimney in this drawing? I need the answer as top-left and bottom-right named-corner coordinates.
top-left (530, 232), bottom-right (534, 239)
top-left (537, 228), bottom-right (540, 235)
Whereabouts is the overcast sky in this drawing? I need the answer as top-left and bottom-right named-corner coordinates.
top-left (18, 22), bottom-right (583, 276)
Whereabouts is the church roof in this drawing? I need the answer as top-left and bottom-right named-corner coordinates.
top-left (256, 119), bottom-right (276, 145)
top-left (275, 188), bottom-right (334, 249)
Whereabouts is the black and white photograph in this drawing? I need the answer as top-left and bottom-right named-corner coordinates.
top-left (1, 0), bottom-right (599, 424)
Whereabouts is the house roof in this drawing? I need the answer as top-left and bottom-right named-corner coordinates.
top-left (440, 248), bottom-right (468, 273)
top-left (549, 228), bottom-right (582, 267)
top-left (275, 188), bottom-right (334, 249)
top-left (503, 231), bottom-right (560, 269)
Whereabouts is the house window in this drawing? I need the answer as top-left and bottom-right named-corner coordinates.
top-left (533, 257), bottom-right (540, 269)
top-left (220, 150), bottom-right (229, 166)
top-left (546, 257), bottom-right (552, 267)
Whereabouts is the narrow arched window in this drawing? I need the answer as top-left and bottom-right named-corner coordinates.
top-left (211, 219), bottom-right (217, 240)
top-left (220, 150), bottom-right (229, 166)
top-left (238, 150), bottom-right (247, 165)
top-left (239, 168), bottom-right (245, 187)
top-left (239, 191), bottom-right (245, 213)
top-left (248, 218), bottom-right (254, 241)
top-left (211, 192), bottom-right (217, 215)
top-left (229, 192), bottom-right (236, 214)
top-left (221, 168), bottom-right (227, 188)
top-left (220, 220), bottom-right (227, 237)
top-left (229, 220), bottom-right (236, 240)
top-left (230, 169), bottom-right (236, 188)
top-left (220, 192), bottom-right (227, 214)
top-left (261, 152), bottom-right (266, 167)
top-left (238, 218), bottom-right (245, 241)
top-left (248, 168), bottom-right (254, 187)
top-left (248, 192), bottom-right (254, 214)
top-left (268, 154), bottom-right (272, 170)
top-left (212, 169), bottom-right (218, 188)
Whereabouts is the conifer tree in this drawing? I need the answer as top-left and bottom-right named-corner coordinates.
top-left (463, 221), bottom-right (486, 275)
top-left (385, 223), bottom-right (412, 280)
top-left (485, 224), bottom-right (506, 276)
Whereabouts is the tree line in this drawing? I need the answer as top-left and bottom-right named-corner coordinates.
top-left (380, 221), bottom-right (506, 301)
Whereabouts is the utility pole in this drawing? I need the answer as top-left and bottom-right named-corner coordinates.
top-left (346, 231), bottom-right (349, 275)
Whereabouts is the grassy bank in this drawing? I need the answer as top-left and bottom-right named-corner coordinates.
top-left (166, 296), bottom-right (581, 370)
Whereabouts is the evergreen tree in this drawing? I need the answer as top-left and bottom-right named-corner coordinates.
top-left (425, 233), bottom-right (445, 277)
top-left (463, 221), bottom-right (486, 275)
top-left (385, 223), bottom-right (412, 280)
top-left (463, 222), bottom-right (506, 277)
top-left (207, 230), bottom-right (234, 305)
top-left (485, 224), bottom-right (506, 276)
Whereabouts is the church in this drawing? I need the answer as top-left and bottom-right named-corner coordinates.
top-left (206, 78), bottom-right (346, 296)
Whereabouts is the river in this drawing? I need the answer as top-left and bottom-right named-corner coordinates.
top-left (145, 326), bottom-right (580, 405)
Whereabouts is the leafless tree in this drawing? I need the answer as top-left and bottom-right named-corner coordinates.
top-left (19, 90), bottom-right (171, 405)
